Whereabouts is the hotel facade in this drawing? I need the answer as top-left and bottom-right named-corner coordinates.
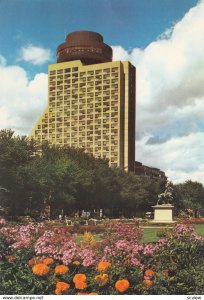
top-left (30, 31), bottom-right (136, 171)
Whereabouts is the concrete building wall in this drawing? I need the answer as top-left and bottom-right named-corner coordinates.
top-left (30, 57), bottom-right (135, 171)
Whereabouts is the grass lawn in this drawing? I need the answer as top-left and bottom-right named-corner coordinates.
top-left (76, 224), bottom-right (204, 244)
top-left (141, 228), bottom-right (161, 243)
top-left (194, 224), bottom-right (204, 236)
top-left (142, 224), bottom-right (204, 243)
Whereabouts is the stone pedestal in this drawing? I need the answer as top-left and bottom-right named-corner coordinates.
top-left (151, 204), bottom-right (175, 224)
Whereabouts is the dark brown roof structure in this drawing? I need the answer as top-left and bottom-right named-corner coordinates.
top-left (57, 30), bottom-right (113, 65)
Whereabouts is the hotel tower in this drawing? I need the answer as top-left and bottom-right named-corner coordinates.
top-left (30, 31), bottom-right (136, 171)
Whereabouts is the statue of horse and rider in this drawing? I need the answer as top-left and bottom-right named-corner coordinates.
top-left (157, 180), bottom-right (173, 205)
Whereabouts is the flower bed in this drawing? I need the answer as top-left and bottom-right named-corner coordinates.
top-left (0, 219), bottom-right (204, 295)
top-left (176, 217), bottom-right (204, 224)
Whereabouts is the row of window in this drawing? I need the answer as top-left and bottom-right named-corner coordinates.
top-left (49, 72), bottom-right (118, 80)
top-left (49, 67), bottom-right (118, 76)
top-left (41, 120), bottom-right (118, 126)
top-left (58, 46), bottom-right (103, 56)
top-left (36, 130), bottom-right (119, 139)
top-left (46, 110), bottom-right (118, 116)
top-left (49, 111), bottom-right (117, 115)
top-left (50, 68), bottom-right (78, 75)
top-left (49, 97), bottom-right (117, 104)
top-left (36, 129), bottom-right (119, 135)
top-left (49, 105), bottom-right (118, 111)
top-left (49, 76), bottom-right (118, 86)
top-left (35, 135), bottom-right (119, 150)
top-left (49, 96), bottom-right (118, 102)
top-left (49, 86), bottom-right (119, 93)
top-left (48, 108), bottom-right (118, 113)
top-left (49, 104), bottom-right (118, 109)
top-left (49, 81), bottom-right (118, 89)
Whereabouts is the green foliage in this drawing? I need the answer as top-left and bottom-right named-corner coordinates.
top-left (106, 168), bottom-right (162, 217)
top-left (0, 258), bottom-right (54, 294)
top-left (0, 234), bottom-right (9, 258)
top-left (1, 129), bottom-right (204, 218)
top-left (174, 180), bottom-right (204, 215)
top-left (0, 129), bottom-right (166, 218)
top-left (146, 226), bottom-right (204, 294)
top-left (0, 222), bottom-right (204, 294)
top-left (0, 130), bottom-right (34, 215)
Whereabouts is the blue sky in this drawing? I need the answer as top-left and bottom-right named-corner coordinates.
top-left (0, 0), bottom-right (198, 76)
top-left (0, 0), bottom-right (204, 184)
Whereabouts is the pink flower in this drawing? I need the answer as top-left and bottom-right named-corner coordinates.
top-left (108, 222), bottom-right (143, 243)
top-left (131, 257), bottom-right (144, 270)
top-left (173, 224), bottom-right (204, 241)
top-left (143, 243), bottom-right (158, 255)
top-left (115, 240), bottom-right (130, 251)
top-left (0, 223), bottom-right (44, 250)
top-left (35, 228), bottom-right (79, 264)
top-left (0, 218), bottom-right (6, 226)
top-left (80, 248), bottom-right (95, 267)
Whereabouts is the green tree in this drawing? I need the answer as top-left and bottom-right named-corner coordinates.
top-left (174, 180), bottom-right (204, 216)
top-left (4, 129), bottom-right (204, 220)
top-left (114, 169), bottom-right (164, 217)
top-left (0, 129), bottom-right (34, 215)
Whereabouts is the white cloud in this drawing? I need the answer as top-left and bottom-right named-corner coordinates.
top-left (112, 0), bottom-right (204, 184)
top-left (19, 44), bottom-right (52, 65)
top-left (0, 62), bottom-right (47, 135)
top-left (0, 55), bottom-right (6, 66)
top-left (136, 132), bottom-right (204, 184)
top-left (112, 46), bottom-right (130, 61)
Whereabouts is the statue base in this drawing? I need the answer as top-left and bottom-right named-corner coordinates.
top-left (151, 204), bottom-right (176, 224)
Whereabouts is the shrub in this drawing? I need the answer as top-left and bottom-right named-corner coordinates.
top-left (0, 217), bottom-right (6, 227)
top-left (0, 234), bottom-right (9, 259)
top-left (176, 218), bottom-right (204, 224)
top-left (0, 222), bottom-right (204, 294)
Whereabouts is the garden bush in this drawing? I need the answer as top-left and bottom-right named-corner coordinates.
top-left (0, 220), bottom-right (204, 295)
top-left (176, 217), bottom-right (204, 224)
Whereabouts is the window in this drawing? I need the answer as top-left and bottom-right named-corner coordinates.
top-left (112, 67), bottom-right (118, 72)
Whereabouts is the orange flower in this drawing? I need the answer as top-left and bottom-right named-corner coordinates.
top-left (43, 258), bottom-right (54, 265)
top-left (144, 269), bottom-right (155, 277)
top-left (75, 280), bottom-right (87, 290)
top-left (55, 289), bottom-right (61, 295)
top-left (55, 265), bottom-right (69, 275)
top-left (115, 279), bottom-right (130, 293)
top-left (95, 274), bottom-right (109, 286)
top-left (32, 263), bottom-right (49, 276)
top-left (28, 257), bottom-right (43, 266)
top-left (97, 261), bottom-right (111, 272)
top-left (73, 273), bottom-right (87, 283)
top-left (77, 293), bottom-right (88, 295)
top-left (77, 292), bottom-right (98, 295)
top-left (5, 255), bottom-right (16, 262)
top-left (143, 279), bottom-right (153, 287)
top-left (56, 281), bottom-right (70, 291)
top-left (73, 273), bottom-right (87, 290)
top-left (73, 260), bottom-right (81, 266)
top-left (28, 258), bottom-right (35, 266)
top-left (89, 292), bottom-right (98, 295)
